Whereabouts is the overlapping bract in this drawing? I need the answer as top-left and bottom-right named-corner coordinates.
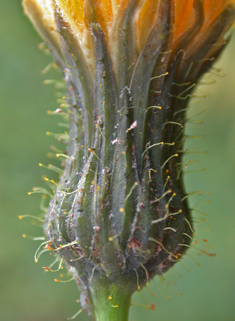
top-left (23, 0), bottom-right (235, 288)
top-left (23, 1), bottom-right (235, 319)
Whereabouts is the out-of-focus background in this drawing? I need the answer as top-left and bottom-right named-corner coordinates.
top-left (1, 1), bottom-right (235, 320)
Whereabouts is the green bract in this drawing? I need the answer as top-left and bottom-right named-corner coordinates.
top-left (23, 0), bottom-right (235, 320)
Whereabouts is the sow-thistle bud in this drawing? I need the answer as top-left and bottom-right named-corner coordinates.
top-left (23, 1), bottom-right (235, 320)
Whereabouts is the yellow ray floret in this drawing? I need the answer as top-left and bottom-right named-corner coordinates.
top-left (23, 0), bottom-right (235, 70)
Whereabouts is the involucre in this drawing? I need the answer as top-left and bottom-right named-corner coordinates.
top-left (23, 1), bottom-right (235, 320)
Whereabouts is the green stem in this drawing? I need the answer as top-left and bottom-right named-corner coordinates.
top-left (89, 277), bottom-right (133, 321)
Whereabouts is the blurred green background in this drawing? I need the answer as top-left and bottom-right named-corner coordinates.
top-left (1, 1), bottom-right (235, 320)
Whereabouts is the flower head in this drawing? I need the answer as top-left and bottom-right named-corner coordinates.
top-left (24, 0), bottom-right (235, 71)
top-left (23, 1), bottom-right (235, 320)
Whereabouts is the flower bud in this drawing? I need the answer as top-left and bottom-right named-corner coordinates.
top-left (23, 1), bottom-right (235, 320)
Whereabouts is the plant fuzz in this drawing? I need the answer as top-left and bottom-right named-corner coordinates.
top-left (23, 0), bottom-right (235, 320)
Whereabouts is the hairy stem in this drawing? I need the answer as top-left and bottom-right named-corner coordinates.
top-left (89, 277), bottom-right (133, 321)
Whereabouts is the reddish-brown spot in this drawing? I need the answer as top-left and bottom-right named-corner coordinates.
top-left (150, 303), bottom-right (156, 311)
top-left (44, 244), bottom-right (52, 250)
top-left (127, 237), bottom-right (142, 250)
top-left (42, 267), bottom-right (51, 272)
top-left (153, 244), bottom-right (162, 257)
